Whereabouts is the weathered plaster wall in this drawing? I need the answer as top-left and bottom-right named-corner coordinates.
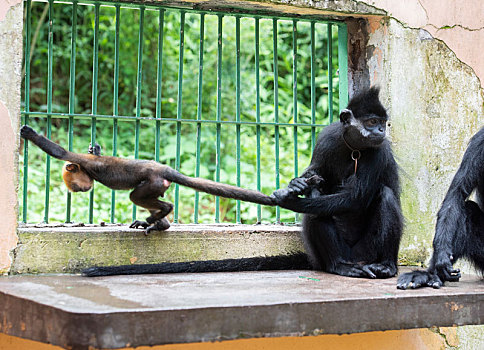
top-left (0, 0), bottom-right (22, 273)
top-left (355, 1), bottom-right (484, 269)
top-left (365, 0), bottom-right (484, 87)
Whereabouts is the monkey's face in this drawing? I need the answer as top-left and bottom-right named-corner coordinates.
top-left (62, 162), bottom-right (93, 192)
top-left (340, 109), bottom-right (387, 149)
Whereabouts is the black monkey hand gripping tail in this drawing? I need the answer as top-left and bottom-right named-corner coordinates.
top-left (272, 87), bottom-right (403, 279)
top-left (397, 127), bottom-right (484, 289)
top-left (20, 125), bottom-right (275, 235)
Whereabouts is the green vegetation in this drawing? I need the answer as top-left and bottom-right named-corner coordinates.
top-left (21, 1), bottom-right (340, 225)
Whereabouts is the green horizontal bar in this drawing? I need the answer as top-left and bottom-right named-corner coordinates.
top-left (21, 111), bottom-right (328, 128)
top-left (29, 0), bottom-right (344, 24)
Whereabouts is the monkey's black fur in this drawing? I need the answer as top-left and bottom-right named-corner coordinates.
top-left (81, 87), bottom-right (403, 278)
top-left (83, 253), bottom-right (311, 276)
top-left (397, 127), bottom-right (484, 289)
top-left (272, 87), bottom-right (403, 278)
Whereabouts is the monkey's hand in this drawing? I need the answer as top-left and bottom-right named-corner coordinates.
top-left (270, 178), bottom-right (308, 207)
top-left (20, 125), bottom-right (38, 140)
top-left (88, 142), bottom-right (101, 156)
top-left (433, 251), bottom-right (461, 282)
top-left (129, 220), bottom-right (150, 230)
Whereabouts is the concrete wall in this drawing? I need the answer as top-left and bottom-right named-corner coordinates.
top-left (0, 0), bottom-right (22, 274)
top-left (358, 0), bottom-right (484, 268)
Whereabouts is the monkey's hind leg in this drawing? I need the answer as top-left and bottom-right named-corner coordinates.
top-left (129, 181), bottom-right (174, 235)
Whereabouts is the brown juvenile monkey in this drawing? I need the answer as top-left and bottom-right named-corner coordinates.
top-left (20, 125), bottom-right (275, 234)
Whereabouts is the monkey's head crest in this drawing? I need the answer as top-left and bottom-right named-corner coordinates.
top-left (62, 162), bottom-right (93, 192)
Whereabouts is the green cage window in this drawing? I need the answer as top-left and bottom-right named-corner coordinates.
top-left (21, 0), bottom-right (348, 225)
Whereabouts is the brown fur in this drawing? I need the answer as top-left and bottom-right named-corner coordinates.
top-left (20, 125), bottom-right (275, 234)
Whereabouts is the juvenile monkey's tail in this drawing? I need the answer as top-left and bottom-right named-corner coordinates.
top-left (163, 167), bottom-right (276, 206)
top-left (82, 253), bottom-right (311, 277)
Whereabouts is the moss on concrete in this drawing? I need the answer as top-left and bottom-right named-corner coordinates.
top-left (12, 224), bottom-right (303, 274)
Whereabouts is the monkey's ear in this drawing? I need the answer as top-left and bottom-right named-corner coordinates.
top-left (65, 163), bottom-right (80, 173)
top-left (339, 109), bottom-right (354, 124)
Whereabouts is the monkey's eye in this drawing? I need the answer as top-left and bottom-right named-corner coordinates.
top-left (367, 119), bottom-right (379, 126)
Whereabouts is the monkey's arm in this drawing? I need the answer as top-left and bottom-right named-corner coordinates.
top-left (21, 125), bottom-right (70, 160)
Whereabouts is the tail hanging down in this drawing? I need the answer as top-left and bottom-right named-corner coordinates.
top-left (82, 253), bottom-right (311, 277)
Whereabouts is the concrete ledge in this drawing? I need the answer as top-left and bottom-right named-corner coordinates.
top-left (13, 224), bottom-right (304, 274)
top-left (0, 270), bottom-right (482, 349)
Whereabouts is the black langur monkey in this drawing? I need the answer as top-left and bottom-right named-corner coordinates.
top-left (271, 86), bottom-right (403, 278)
top-left (81, 87), bottom-right (403, 278)
top-left (397, 127), bottom-right (484, 289)
top-left (20, 125), bottom-right (275, 234)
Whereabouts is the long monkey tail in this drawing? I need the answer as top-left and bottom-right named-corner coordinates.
top-left (83, 253), bottom-right (311, 277)
top-left (163, 167), bottom-right (276, 206)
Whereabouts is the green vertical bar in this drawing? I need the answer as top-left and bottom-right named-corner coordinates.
top-left (292, 20), bottom-right (298, 177)
top-left (338, 23), bottom-right (349, 110)
top-left (327, 24), bottom-right (333, 123)
top-left (194, 13), bottom-right (204, 224)
top-left (292, 20), bottom-right (298, 223)
top-left (254, 18), bottom-right (261, 223)
top-left (215, 15), bottom-right (223, 223)
top-left (22, 0), bottom-right (32, 223)
top-left (310, 22), bottom-right (316, 151)
top-left (174, 11), bottom-right (185, 223)
top-left (132, 5), bottom-right (144, 222)
top-left (66, 0), bottom-right (77, 223)
top-left (111, 4), bottom-right (120, 223)
top-left (235, 17), bottom-right (241, 224)
top-left (155, 9), bottom-right (165, 163)
top-left (43, 0), bottom-right (54, 223)
top-left (273, 18), bottom-right (280, 223)
top-left (89, 3), bottom-right (100, 224)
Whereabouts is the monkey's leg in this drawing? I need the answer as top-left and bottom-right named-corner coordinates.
top-left (361, 186), bottom-right (403, 278)
top-left (302, 215), bottom-right (370, 278)
top-left (129, 181), bottom-right (173, 234)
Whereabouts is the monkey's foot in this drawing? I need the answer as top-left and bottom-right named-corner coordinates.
top-left (88, 142), bottom-right (101, 156)
top-left (129, 220), bottom-right (150, 229)
top-left (145, 219), bottom-right (170, 235)
top-left (361, 263), bottom-right (397, 279)
top-left (397, 270), bottom-right (442, 289)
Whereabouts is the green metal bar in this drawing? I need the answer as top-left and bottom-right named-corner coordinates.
top-left (235, 16), bottom-right (241, 223)
top-left (254, 17), bottom-right (261, 223)
top-left (292, 20), bottom-right (298, 177)
top-left (174, 10), bottom-right (185, 223)
top-left (338, 23), bottom-right (349, 110)
top-left (292, 19), bottom-right (298, 223)
top-left (111, 3), bottom-right (120, 223)
top-left (327, 23), bottom-right (333, 123)
top-left (310, 21), bottom-right (316, 151)
top-left (215, 14), bottom-right (223, 223)
top-left (132, 5), bottom-right (144, 222)
top-left (89, 3), bottom-right (100, 224)
top-left (43, 0), bottom-right (54, 223)
top-left (22, 0), bottom-right (32, 223)
top-left (39, 0), bottom-right (343, 24)
top-left (21, 111), bottom-right (329, 128)
top-left (273, 18), bottom-right (280, 223)
top-left (66, 0), bottom-right (77, 223)
top-left (155, 9), bottom-right (165, 163)
top-left (194, 13), bottom-right (204, 224)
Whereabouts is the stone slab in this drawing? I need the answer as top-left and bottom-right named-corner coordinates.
top-left (0, 269), bottom-right (482, 349)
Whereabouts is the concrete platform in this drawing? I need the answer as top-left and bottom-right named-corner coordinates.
top-left (0, 269), bottom-right (482, 349)
top-left (13, 224), bottom-right (303, 274)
